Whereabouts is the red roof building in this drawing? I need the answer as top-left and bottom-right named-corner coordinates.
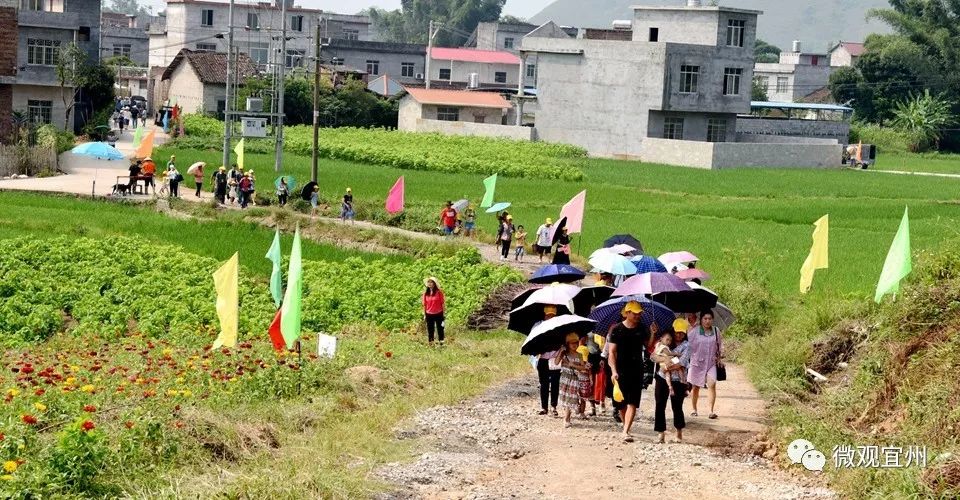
top-left (427, 47), bottom-right (522, 89)
top-left (829, 41), bottom-right (866, 67)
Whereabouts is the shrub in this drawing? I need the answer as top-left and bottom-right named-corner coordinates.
top-left (35, 125), bottom-right (75, 155)
top-left (850, 123), bottom-right (924, 154)
top-left (49, 419), bottom-right (108, 494)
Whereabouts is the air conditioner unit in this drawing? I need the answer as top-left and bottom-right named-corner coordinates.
top-left (415, 73), bottom-right (424, 79)
top-left (246, 98), bottom-right (263, 112)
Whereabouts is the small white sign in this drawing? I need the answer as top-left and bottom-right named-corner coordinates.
top-left (241, 117), bottom-right (267, 138)
top-left (317, 334), bottom-right (337, 359)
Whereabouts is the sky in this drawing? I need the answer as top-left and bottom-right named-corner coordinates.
top-left (142, 0), bottom-right (555, 19)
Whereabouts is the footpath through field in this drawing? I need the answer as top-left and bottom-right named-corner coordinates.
top-left (378, 364), bottom-right (835, 499)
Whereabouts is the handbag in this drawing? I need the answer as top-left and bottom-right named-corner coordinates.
top-left (713, 327), bottom-right (727, 382)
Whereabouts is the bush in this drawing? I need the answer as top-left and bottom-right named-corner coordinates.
top-left (850, 123), bottom-right (924, 154)
top-left (35, 125), bottom-right (74, 155)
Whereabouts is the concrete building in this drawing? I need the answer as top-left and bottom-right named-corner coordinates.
top-left (158, 49), bottom-right (257, 117)
top-left (101, 12), bottom-right (149, 66)
top-left (427, 47), bottom-right (521, 89)
top-left (738, 101), bottom-right (852, 144)
top-left (754, 41), bottom-right (832, 103)
top-left (467, 21), bottom-right (538, 54)
top-left (397, 87), bottom-right (531, 140)
top-left (325, 39), bottom-right (425, 85)
top-left (829, 41), bottom-right (865, 67)
top-left (0, 0), bottom-right (16, 141)
top-left (13, 0), bottom-right (101, 130)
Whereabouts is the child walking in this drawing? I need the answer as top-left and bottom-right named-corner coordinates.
top-left (514, 225), bottom-right (528, 262)
top-left (556, 333), bottom-right (589, 428)
top-left (576, 336), bottom-right (595, 419)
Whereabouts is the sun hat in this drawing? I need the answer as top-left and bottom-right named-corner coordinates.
top-left (423, 276), bottom-right (440, 288)
top-left (673, 318), bottom-right (690, 333)
top-left (622, 300), bottom-right (644, 316)
top-left (506, 215), bottom-right (513, 220)
top-left (219, 166), bottom-right (226, 171)
top-left (546, 218), bottom-right (553, 224)
top-left (346, 188), bottom-right (352, 192)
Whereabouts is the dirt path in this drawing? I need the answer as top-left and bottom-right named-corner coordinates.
top-left (377, 363), bottom-right (834, 499)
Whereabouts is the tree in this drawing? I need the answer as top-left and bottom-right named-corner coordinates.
top-left (755, 39), bottom-right (781, 63)
top-left (751, 77), bottom-right (768, 101)
top-left (499, 15), bottom-right (527, 24)
top-left (54, 44), bottom-right (89, 130)
top-left (106, 0), bottom-right (152, 17)
top-left (369, 0), bottom-right (507, 46)
top-left (891, 90), bottom-right (955, 151)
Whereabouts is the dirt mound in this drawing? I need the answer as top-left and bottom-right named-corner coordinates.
top-left (467, 282), bottom-right (531, 331)
top-left (809, 320), bottom-right (869, 376)
top-left (923, 455), bottom-right (960, 496)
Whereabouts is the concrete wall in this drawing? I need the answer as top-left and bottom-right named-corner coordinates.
top-left (102, 26), bottom-right (150, 66)
top-left (830, 47), bottom-right (858, 67)
top-left (11, 84), bottom-right (67, 128)
top-left (647, 111), bottom-right (737, 142)
top-left (165, 62), bottom-right (206, 115)
top-left (420, 104), bottom-right (506, 124)
top-left (430, 59), bottom-right (519, 87)
top-left (632, 8), bottom-right (758, 55)
top-left (754, 63), bottom-right (832, 102)
top-left (325, 41), bottom-right (425, 83)
top-left (736, 134), bottom-right (838, 145)
top-left (663, 43), bottom-right (754, 114)
top-left (736, 117), bottom-right (849, 143)
top-left (412, 118), bottom-right (533, 141)
top-left (397, 96), bottom-right (420, 131)
top-left (641, 137), bottom-right (842, 169)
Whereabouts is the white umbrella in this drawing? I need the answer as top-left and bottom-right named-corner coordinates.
top-left (608, 243), bottom-right (637, 255)
top-left (521, 283), bottom-right (581, 309)
top-left (187, 161), bottom-right (205, 175)
top-left (521, 314), bottom-right (596, 355)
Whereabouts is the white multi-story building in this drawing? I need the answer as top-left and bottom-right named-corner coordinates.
top-left (754, 41), bottom-right (832, 103)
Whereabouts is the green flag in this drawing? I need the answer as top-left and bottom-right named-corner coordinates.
top-left (875, 207), bottom-right (912, 303)
top-left (132, 127), bottom-right (144, 148)
top-left (480, 174), bottom-right (497, 208)
top-left (279, 226), bottom-right (303, 349)
top-left (266, 229), bottom-right (283, 308)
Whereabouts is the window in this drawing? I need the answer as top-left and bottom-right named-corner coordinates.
top-left (286, 49), bottom-right (304, 68)
top-left (663, 117), bottom-right (684, 140)
top-left (707, 118), bottom-right (727, 142)
top-left (810, 55), bottom-right (820, 66)
top-left (776, 76), bottom-right (788, 93)
top-left (366, 60), bottom-right (379, 75)
top-left (494, 71), bottom-right (507, 84)
top-left (503, 37), bottom-right (514, 49)
top-left (27, 100), bottom-right (52, 125)
top-left (723, 67), bottom-right (743, 96)
top-left (401, 62), bottom-right (415, 78)
top-left (216, 99), bottom-right (226, 120)
top-left (246, 13), bottom-right (259, 30)
top-left (291, 15), bottom-right (303, 32)
top-left (526, 64), bottom-right (536, 78)
top-left (247, 42), bottom-right (269, 65)
top-left (330, 57), bottom-right (344, 66)
top-left (27, 39), bottom-right (59, 66)
top-left (201, 9), bottom-right (214, 27)
top-left (343, 28), bottom-right (359, 41)
top-left (436, 107), bottom-right (459, 121)
top-left (21, 0), bottom-right (63, 13)
top-left (726, 19), bottom-right (745, 47)
top-left (649, 27), bottom-right (659, 42)
top-left (112, 44), bottom-right (132, 58)
top-left (474, 114), bottom-right (486, 124)
top-left (78, 26), bottom-right (90, 42)
top-left (438, 68), bottom-right (451, 80)
top-left (679, 65), bottom-right (699, 94)
top-left (196, 43), bottom-right (217, 51)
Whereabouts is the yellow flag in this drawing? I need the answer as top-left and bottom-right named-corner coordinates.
top-left (134, 130), bottom-right (155, 159)
top-left (212, 252), bottom-right (239, 349)
top-left (234, 138), bottom-right (245, 170)
top-left (800, 215), bottom-right (829, 294)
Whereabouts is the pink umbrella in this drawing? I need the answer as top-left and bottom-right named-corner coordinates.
top-left (658, 251), bottom-right (699, 271)
top-left (676, 268), bottom-right (711, 282)
top-left (612, 272), bottom-right (691, 297)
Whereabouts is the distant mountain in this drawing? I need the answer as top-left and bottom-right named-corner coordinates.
top-left (530, 0), bottom-right (891, 52)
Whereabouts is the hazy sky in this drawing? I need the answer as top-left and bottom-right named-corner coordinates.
top-left (142, 0), bottom-right (555, 19)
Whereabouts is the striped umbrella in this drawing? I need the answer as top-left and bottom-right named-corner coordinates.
top-left (587, 295), bottom-right (675, 335)
top-left (630, 255), bottom-right (668, 274)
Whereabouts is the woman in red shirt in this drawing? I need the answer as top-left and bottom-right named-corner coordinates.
top-left (422, 277), bottom-right (446, 346)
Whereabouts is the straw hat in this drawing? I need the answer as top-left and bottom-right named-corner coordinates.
top-left (545, 218), bottom-right (553, 224)
top-left (423, 276), bottom-right (440, 288)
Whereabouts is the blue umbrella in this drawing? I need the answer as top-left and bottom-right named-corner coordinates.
top-left (529, 264), bottom-right (586, 284)
top-left (485, 202), bottom-right (511, 213)
top-left (71, 142), bottom-right (125, 161)
top-left (587, 295), bottom-right (676, 335)
top-left (630, 255), bottom-right (668, 274)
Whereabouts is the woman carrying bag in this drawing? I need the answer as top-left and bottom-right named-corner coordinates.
top-left (686, 310), bottom-right (724, 419)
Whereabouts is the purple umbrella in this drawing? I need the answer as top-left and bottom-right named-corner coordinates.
top-left (613, 272), bottom-right (691, 297)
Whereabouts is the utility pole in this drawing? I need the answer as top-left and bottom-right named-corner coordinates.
top-left (222, 0), bottom-right (235, 169)
top-left (311, 21), bottom-right (321, 183)
top-left (273, 0), bottom-right (288, 172)
top-left (425, 20), bottom-right (441, 89)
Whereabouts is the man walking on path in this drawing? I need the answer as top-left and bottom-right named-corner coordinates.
top-left (213, 166), bottom-right (229, 204)
top-left (608, 300), bottom-right (655, 443)
top-left (535, 218), bottom-right (553, 262)
top-left (439, 201), bottom-right (458, 238)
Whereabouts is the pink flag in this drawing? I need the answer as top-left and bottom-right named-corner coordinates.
top-left (385, 176), bottom-right (404, 214)
top-left (559, 190), bottom-right (586, 234)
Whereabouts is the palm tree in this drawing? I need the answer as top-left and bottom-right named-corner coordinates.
top-left (891, 90), bottom-right (956, 151)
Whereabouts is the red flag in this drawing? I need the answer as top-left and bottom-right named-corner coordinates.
top-left (385, 176), bottom-right (404, 214)
top-left (268, 309), bottom-right (285, 352)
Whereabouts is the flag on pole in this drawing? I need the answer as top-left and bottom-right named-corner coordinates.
top-left (480, 173), bottom-right (497, 208)
top-left (266, 229), bottom-right (283, 308)
top-left (279, 226), bottom-right (303, 349)
top-left (799, 215), bottom-right (829, 294)
top-left (132, 127), bottom-right (144, 148)
top-left (134, 130), bottom-right (155, 159)
top-left (234, 138), bottom-right (245, 170)
top-left (385, 176), bottom-right (404, 214)
top-left (875, 207), bottom-right (912, 303)
top-left (212, 252), bottom-right (239, 349)
top-left (855, 140), bottom-right (863, 164)
top-left (267, 310), bottom-right (285, 352)
top-left (162, 111), bottom-right (169, 133)
top-left (559, 190), bottom-right (587, 234)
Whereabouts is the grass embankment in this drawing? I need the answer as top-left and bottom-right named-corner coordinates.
top-left (872, 152), bottom-right (960, 175)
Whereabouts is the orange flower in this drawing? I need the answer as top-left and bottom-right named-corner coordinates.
top-left (384, 351), bottom-right (393, 358)
top-left (80, 420), bottom-right (95, 432)
top-left (124, 421), bottom-right (134, 429)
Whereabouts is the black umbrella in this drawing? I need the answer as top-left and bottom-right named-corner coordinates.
top-left (548, 216), bottom-right (568, 245)
top-left (651, 282), bottom-right (718, 313)
top-left (572, 285), bottom-right (615, 316)
top-left (508, 301), bottom-right (574, 335)
top-left (521, 315), bottom-right (596, 355)
top-left (603, 234), bottom-right (644, 255)
top-left (300, 181), bottom-right (318, 201)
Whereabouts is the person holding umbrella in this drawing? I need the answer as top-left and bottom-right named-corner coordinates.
top-left (608, 300), bottom-right (656, 443)
top-left (536, 305), bottom-right (561, 417)
top-left (422, 277), bottom-right (446, 347)
top-left (497, 215), bottom-right (515, 260)
top-left (192, 162), bottom-right (204, 198)
top-left (535, 218), bottom-right (552, 262)
top-left (553, 227), bottom-right (572, 265)
top-left (463, 204), bottom-right (477, 237)
top-left (688, 310), bottom-right (723, 419)
top-left (277, 177), bottom-right (290, 206)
